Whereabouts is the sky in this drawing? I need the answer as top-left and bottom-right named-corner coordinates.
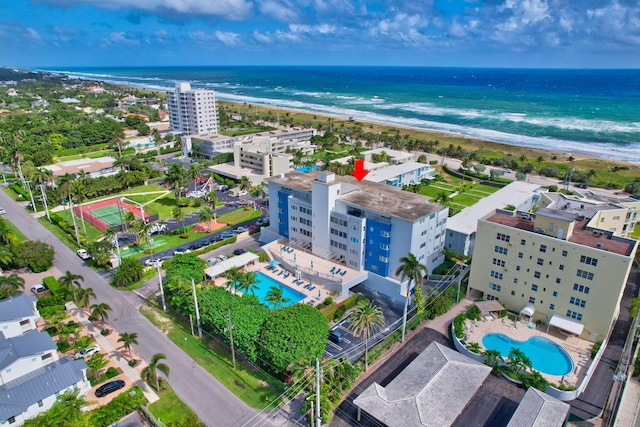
top-left (1, 0), bottom-right (639, 68)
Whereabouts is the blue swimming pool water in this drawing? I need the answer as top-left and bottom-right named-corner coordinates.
top-left (294, 165), bottom-right (320, 173)
top-left (238, 272), bottom-right (306, 309)
top-left (482, 333), bottom-right (573, 376)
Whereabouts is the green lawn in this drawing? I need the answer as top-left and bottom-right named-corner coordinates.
top-left (217, 208), bottom-right (261, 224)
top-left (418, 186), bottom-right (453, 199)
top-left (4, 219), bottom-right (28, 242)
top-left (148, 385), bottom-right (200, 426)
top-left (140, 304), bottom-right (283, 409)
top-left (450, 193), bottom-right (483, 206)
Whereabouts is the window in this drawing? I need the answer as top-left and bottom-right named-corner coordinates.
top-left (521, 239), bottom-right (526, 246)
top-left (562, 250), bottom-right (568, 257)
top-left (577, 269), bottom-right (594, 280)
top-left (38, 400), bottom-right (43, 407)
top-left (516, 265), bottom-right (521, 271)
top-left (537, 258), bottom-right (544, 266)
top-left (550, 304), bottom-right (555, 310)
top-left (7, 416), bottom-right (15, 424)
top-left (513, 278), bottom-right (518, 284)
top-left (529, 297), bottom-right (536, 304)
top-left (570, 297), bottom-right (587, 307)
top-left (511, 290), bottom-right (516, 296)
top-left (497, 233), bottom-right (511, 242)
top-left (488, 283), bottom-right (501, 292)
top-left (490, 271), bottom-right (503, 280)
top-left (381, 231), bottom-right (390, 238)
top-left (531, 284), bottom-right (538, 292)
top-left (534, 271), bottom-right (541, 279)
top-left (553, 291), bottom-right (558, 297)
top-left (379, 256), bottom-right (388, 263)
top-left (518, 252), bottom-right (523, 259)
top-left (420, 242), bottom-right (426, 248)
top-left (494, 245), bottom-right (508, 255)
top-left (566, 310), bottom-right (583, 321)
top-left (492, 258), bottom-right (506, 267)
top-left (19, 319), bottom-right (30, 326)
top-left (540, 245), bottom-right (547, 253)
top-left (350, 237), bottom-right (359, 243)
top-left (559, 264), bottom-right (565, 271)
top-left (556, 278), bottom-right (561, 284)
top-left (573, 284), bottom-right (590, 294)
top-left (580, 255), bottom-right (598, 266)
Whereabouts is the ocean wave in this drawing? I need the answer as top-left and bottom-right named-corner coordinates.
top-left (377, 102), bottom-right (485, 118)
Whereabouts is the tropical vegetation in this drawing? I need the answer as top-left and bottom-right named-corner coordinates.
top-left (349, 299), bottom-right (386, 371)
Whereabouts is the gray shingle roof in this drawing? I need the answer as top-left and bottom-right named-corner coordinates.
top-left (506, 388), bottom-right (570, 427)
top-left (0, 294), bottom-right (38, 322)
top-left (354, 342), bottom-right (492, 427)
top-left (0, 356), bottom-right (88, 420)
top-left (0, 330), bottom-right (57, 371)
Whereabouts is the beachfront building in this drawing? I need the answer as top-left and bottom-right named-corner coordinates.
top-left (361, 148), bottom-right (416, 164)
top-left (262, 170), bottom-right (448, 301)
top-left (467, 207), bottom-right (638, 340)
top-left (166, 82), bottom-right (218, 135)
top-left (445, 182), bottom-right (541, 256)
top-left (205, 127), bottom-right (317, 184)
top-left (539, 191), bottom-right (640, 239)
top-left (363, 161), bottom-right (435, 187)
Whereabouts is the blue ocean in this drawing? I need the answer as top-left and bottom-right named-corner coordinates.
top-left (43, 66), bottom-right (640, 163)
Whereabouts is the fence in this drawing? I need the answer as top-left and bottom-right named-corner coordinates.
top-left (74, 198), bottom-right (159, 233)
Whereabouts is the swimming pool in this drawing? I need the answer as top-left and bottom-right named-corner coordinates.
top-left (238, 272), bottom-right (306, 309)
top-left (482, 333), bottom-right (573, 376)
top-left (294, 165), bottom-right (320, 173)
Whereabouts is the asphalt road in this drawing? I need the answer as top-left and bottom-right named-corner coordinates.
top-left (0, 190), bottom-right (258, 427)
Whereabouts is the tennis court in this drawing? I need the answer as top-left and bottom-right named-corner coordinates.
top-left (88, 204), bottom-right (139, 227)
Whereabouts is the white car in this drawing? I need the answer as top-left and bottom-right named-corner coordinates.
top-left (0, 208), bottom-right (6, 215)
top-left (145, 258), bottom-right (164, 267)
top-left (234, 226), bottom-right (249, 233)
top-left (74, 345), bottom-right (100, 359)
top-left (31, 284), bottom-right (47, 294)
top-left (237, 190), bottom-right (248, 197)
top-left (217, 254), bottom-right (228, 262)
top-left (76, 249), bottom-right (91, 260)
top-left (173, 248), bottom-right (192, 256)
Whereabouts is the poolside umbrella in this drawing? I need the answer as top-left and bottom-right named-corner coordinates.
top-left (269, 260), bottom-right (281, 267)
top-left (311, 260), bottom-right (314, 269)
top-left (318, 289), bottom-right (321, 298)
top-left (294, 253), bottom-right (297, 261)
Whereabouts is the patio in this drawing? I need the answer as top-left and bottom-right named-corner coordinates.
top-left (463, 316), bottom-right (595, 389)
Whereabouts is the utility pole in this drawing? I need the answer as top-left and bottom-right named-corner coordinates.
top-left (316, 358), bottom-right (321, 427)
top-left (157, 262), bottom-right (166, 312)
top-left (227, 309), bottom-right (236, 369)
top-left (39, 184), bottom-right (50, 221)
top-left (25, 180), bottom-right (37, 213)
top-left (191, 278), bottom-right (202, 338)
top-left (401, 283), bottom-right (412, 344)
top-left (309, 401), bottom-right (314, 427)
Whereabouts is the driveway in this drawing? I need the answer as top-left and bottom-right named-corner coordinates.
top-left (0, 190), bottom-right (259, 427)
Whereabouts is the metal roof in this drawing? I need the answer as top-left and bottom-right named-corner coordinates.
top-left (0, 294), bottom-right (38, 323)
top-left (204, 252), bottom-right (260, 278)
top-left (354, 342), bottom-right (492, 427)
top-left (0, 330), bottom-right (57, 371)
top-left (506, 387), bottom-right (570, 427)
top-left (0, 357), bottom-right (88, 420)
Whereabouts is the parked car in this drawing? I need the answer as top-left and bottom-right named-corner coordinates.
top-left (95, 380), bottom-right (125, 398)
top-left (74, 345), bottom-right (100, 359)
top-left (328, 330), bottom-right (344, 344)
top-left (145, 258), bottom-right (165, 267)
top-left (30, 284), bottom-right (48, 294)
top-left (207, 258), bottom-right (218, 266)
top-left (256, 217), bottom-right (269, 225)
top-left (576, 184), bottom-right (588, 189)
top-left (233, 248), bottom-right (246, 256)
top-left (0, 208), bottom-right (5, 215)
top-left (217, 254), bottom-right (228, 262)
top-left (173, 248), bottom-right (192, 255)
top-left (234, 226), bottom-right (249, 233)
top-left (220, 231), bottom-right (236, 239)
top-left (76, 249), bottom-right (91, 260)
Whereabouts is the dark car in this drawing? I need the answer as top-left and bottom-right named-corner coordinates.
top-left (576, 184), bottom-right (588, 189)
top-left (233, 248), bottom-right (247, 256)
top-left (95, 380), bottom-right (125, 398)
top-left (328, 330), bottom-right (344, 344)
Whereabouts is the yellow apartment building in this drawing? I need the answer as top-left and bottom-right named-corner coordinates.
top-left (468, 207), bottom-right (638, 341)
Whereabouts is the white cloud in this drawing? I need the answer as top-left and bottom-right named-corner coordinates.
top-left (101, 31), bottom-right (140, 46)
top-left (289, 23), bottom-right (335, 34)
top-left (215, 30), bottom-right (241, 45)
top-left (252, 30), bottom-right (273, 43)
top-left (258, 0), bottom-right (299, 22)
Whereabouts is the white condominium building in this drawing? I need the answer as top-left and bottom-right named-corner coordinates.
top-left (166, 82), bottom-right (218, 135)
top-left (265, 171), bottom-right (448, 301)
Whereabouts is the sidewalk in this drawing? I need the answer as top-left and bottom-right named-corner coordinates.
top-left (69, 303), bottom-right (160, 404)
top-left (614, 374), bottom-right (640, 427)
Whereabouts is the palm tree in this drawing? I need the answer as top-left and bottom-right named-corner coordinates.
top-left (73, 287), bottom-right (96, 308)
top-left (536, 156), bottom-right (544, 169)
top-left (223, 267), bottom-right (241, 291)
top-left (86, 353), bottom-right (109, 378)
top-left (483, 349), bottom-right (503, 372)
top-left (0, 273), bottom-right (25, 298)
top-left (167, 163), bottom-right (186, 200)
top-left (205, 191), bottom-right (218, 221)
top-left (72, 184), bottom-right (88, 235)
top-left (58, 271), bottom-right (84, 298)
top-left (33, 167), bottom-right (53, 221)
top-left (239, 176), bottom-right (252, 193)
top-left (141, 353), bottom-right (170, 390)
top-left (198, 206), bottom-right (214, 230)
top-left (349, 299), bottom-right (385, 371)
top-left (118, 332), bottom-right (139, 360)
top-left (172, 206), bottom-right (185, 233)
top-left (9, 144), bottom-right (26, 188)
top-left (237, 270), bottom-right (259, 296)
top-left (395, 253), bottom-right (428, 343)
top-left (57, 173), bottom-right (81, 246)
top-left (104, 227), bottom-right (121, 265)
top-left (90, 302), bottom-right (112, 325)
top-left (187, 163), bottom-right (201, 183)
top-left (0, 245), bottom-right (12, 267)
top-left (265, 285), bottom-right (290, 309)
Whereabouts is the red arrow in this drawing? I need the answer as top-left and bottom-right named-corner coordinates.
top-left (350, 159), bottom-right (369, 181)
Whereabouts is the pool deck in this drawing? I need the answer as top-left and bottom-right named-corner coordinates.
top-left (464, 316), bottom-right (595, 388)
top-left (213, 261), bottom-right (333, 307)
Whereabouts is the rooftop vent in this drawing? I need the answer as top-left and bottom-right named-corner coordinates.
top-left (597, 242), bottom-right (603, 248)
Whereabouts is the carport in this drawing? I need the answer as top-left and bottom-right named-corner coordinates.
top-left (204, 252), bottom-right (259, 279)
top-left (474, 300), bottom-right (504, 320)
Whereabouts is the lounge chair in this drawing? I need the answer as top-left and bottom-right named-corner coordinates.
top-left (335, 269), bottom-right (342, 275)
top-left (284, 273), bottom-right (290, 278)
top-left (330, 267), bottom-right (336, 274)
top-left (340, 270), bottom-right (347, 276)
top-left (288, 248), bottom-right (294, 253)
top-left (278, 270), bottom-right (284, 276)
top-left (309, 286), bottom-right (315, 291)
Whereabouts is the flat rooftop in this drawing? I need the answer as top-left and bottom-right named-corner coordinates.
top-left (268, 171), bottom-right (445, 222)
top-left (447, 182), bottom-right (540, 234)
top-left (485, 211), bottom-right (637, 257)
top-left (42, 156), bottom-right (115, 176)
top-left (363, 161), bottom-right (434, 183)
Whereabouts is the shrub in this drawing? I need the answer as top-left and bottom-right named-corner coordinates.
top-left (105, 367), bottom-right (119, 378)
top-left (324, 297), bottom-right (333, 306)
top-left (548, 185), bottom-right (558, 192)
top-left (57, 341), bottom-right (71, 353)
top-left (466, 305), bottom-right (481, 321)
top-left (179, 233), bottom-right (189, 239)
top-left (191, 198), bottom-right (202, 207)
top-left (334, 308), bottom-right (344, 321)
top-left (592, 340), bottom-right (603, 359)
top-left (100, 329), bottom-right (111, 336)
top-left (42, 276), bottom-right (61, 295)
top-left (90, 387), bottom-right (147, 426)
top-left (453, 313), bottom-right (466, 339)
top-left (128, 359), bottom-right (138, 367)
top-left (11, 240), bottom-right (55, 272)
